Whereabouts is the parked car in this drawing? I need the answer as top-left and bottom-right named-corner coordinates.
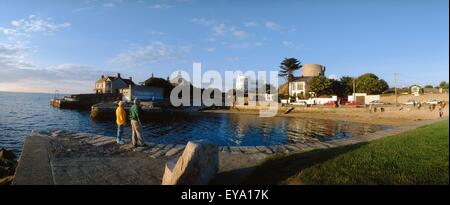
top-left (369, 100), bottom-right (385, 105)
top-left (404, 99), bottom-right (419, 105)
top-left (426, 99), bottom-right (441, 104)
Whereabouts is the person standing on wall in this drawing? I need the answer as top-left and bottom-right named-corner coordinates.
top-left (115, 101), bottom-right (126, 144)
top-left (129, 98), bottom-right (146, 147)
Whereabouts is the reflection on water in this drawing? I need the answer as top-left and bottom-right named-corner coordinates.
top-left (141, 112), bottom-right (388, 146)
top-left (0, 92), bottom-right (390, 156)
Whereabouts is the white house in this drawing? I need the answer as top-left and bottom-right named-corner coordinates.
top-left (94, 73), bottom-right (135, 94)
top-left (288, 64), bottom-right (326, 97)
top-left (289, 77), bottom-right (314, 97)
top-left (348, 93), bottom-right (380, 104)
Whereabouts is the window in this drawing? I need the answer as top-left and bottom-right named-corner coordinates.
top-left (296, 82), bottom-right (303, 91)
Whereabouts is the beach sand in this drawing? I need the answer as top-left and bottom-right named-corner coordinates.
top-left (204, 104), bottom-right (449, 126)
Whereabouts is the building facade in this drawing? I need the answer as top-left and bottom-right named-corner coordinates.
top-left (288, 64), bottom-right (325, 97)
top-left (94, 73), bottom-right (135, 94)
top-left (120, 85), bottom-right (164, 102)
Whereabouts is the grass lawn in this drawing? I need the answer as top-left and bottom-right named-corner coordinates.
top-left (244, 119), bottom-right (449, 185)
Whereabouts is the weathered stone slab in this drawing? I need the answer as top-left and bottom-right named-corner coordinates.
top-left (239, 146), bottom-right (260, 154)
top-left (291, 143), bottom-right (314, 151)
top-left (283, 144), bottom-right (300, 152)
top-left (13, 135), bottom-right (54, 185)
top-left (92, 138), bottom-right (116, 146)
top-left (270, 145), bottom-right (289, 154)
top-left (162, 140), bottom-right (219, 185)
top-left (150, 145), bottom-right (175, 159)
top-left (72, 133), bottom-right (93, 140)
top-left (318, 141), bottom-right (338, 148)
top-left (165, 145), bottom-right (186, 157)
top-left (229, 146), bottom-right (243, 154)
top-left (250, 152), bottom-right (270, 161)
top-left (255, 146), bottom-right (273, 154)
top-left (146, 143), bottom-right (166, 154)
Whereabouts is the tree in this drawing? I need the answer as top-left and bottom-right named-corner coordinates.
top-left (309, 76), bottom-right (334, 97)
top-left (424, 85), bottom-right (434, 89)
top-left (355, 73), bottom-right (389, 94)
top-left (338, 76), bottom-right (354, 97)
top-left (439, 81), bottom-right (449, 89)
top-left (278, 58), bottom-right (302, 83)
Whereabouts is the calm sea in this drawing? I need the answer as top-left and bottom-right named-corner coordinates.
top-left (0, 91), bottom-right (389, 157)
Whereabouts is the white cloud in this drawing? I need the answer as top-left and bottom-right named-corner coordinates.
top-left (150, 4), bottom-right (172, 9)
top-left (110, 41), bottom-right (190, 67)
top-left (229, 27), bottom-right (248, 38)
top-left (282, 41), bottom-right (294, 47)
top-left (0, 42), bottom-right (34, 69)
top-left (0, 64), bottom-right (114, 94)
top-left (149, 31), bottom-right (165, 36)
top-left (212, 23), bottom-right (226, 36)
top-left (254, 42), bottom-right (264, 46)
top-left (282, 41), bottom-right (302, 49)
top-left (72, 6), bottom-right (95, 13)
top-left (243, 21), bottom-right (258, 27)
top-left (0, 44), bottom-right (111, 93)
top-left (0, 15), bottom-right (70, 37)
top-left (206, 47), bottom-right (216, 52)
top-left (328, 74), bottom-right (338, 80)
top-left (191, 18), bottom-right (249, 39)
top-left (265, 21), bottom-right (278, 30)
top-left (190, 18), bottom-right (216, 26)
top-left (227, 42), bottom-right (251, 49)
top-left (103, 3), bottom-right (116, 7)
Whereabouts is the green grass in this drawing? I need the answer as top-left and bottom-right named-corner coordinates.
top-left (244, 119), bottom-right (449, 185)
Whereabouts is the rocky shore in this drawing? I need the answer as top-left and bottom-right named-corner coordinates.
top-left (0, 148), bottom-right (17, 185)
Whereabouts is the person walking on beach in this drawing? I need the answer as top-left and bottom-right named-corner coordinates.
top-left (129, 98), bottom-right (145, 147)
top-left (115, 101), bottom-right (126, 144)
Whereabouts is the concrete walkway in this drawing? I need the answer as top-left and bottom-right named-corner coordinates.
top-left (13, 118), bottom-right (446, 185)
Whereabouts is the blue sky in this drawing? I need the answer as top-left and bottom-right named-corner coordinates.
top-left (0, 0), bottom-right (448, 93)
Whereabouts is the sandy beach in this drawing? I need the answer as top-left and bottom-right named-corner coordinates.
top-left (204, 104), bottom-right (449, 126)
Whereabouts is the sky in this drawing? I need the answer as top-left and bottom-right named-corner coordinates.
top-left (0, 0), bottom-right (448, 94)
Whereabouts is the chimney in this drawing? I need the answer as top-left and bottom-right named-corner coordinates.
top-left (117, 73), bottom-right (121, 78)
top-left (151, 73), bottom-right (154, 78)
top-left (129, 76), bottom-right (132, 81)
top-left (101, 75), bottom-right (104, 79)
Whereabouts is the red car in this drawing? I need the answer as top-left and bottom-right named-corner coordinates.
top-left (323, 101), bottom-right (336, 106)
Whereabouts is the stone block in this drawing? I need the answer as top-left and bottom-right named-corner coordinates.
top-left (162, 140), bottom-right (218, 185)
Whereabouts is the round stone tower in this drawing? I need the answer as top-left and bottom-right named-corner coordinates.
top-left (301, 64), bottom-right (325, 77)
